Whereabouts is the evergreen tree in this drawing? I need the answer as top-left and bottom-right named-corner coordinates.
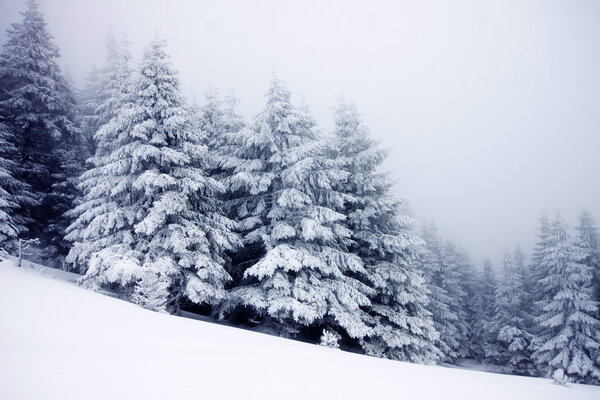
top-left (455, 246), bottom-right (478, 359)
top-left (441, 242), bottom-right (471, 360)
top-left (531, 211), bottom-right (600, 383)
top-left (65, 32), bottom-right (133, 272)
top-left (197, 89), bottom-right (223, 148)
top-left (530, 213), bottom-right (551, 305)
top-left (77, 66), bottom-right (103, 155)
top-left (0, 120), bottom-right (22, 257)
top-left (329, 99), bottom-right (440, 363)
top-left (420, 224), bottom-right (468, 362)
top-left (471, 259), bottom-right (497, 362)
top-left (197, 89), bottom-right (245, 176)
top-left (528, 212), bottom-right (551, 360)
top-left (77, 31), bottom-right (133, 160)
top-left (0, 0), bottom-right (84, 263)
top-left (66, 37), bottom-right (238, 312)
top-left (575, 211), bottom-right (600, 319)
top-left (220, 77), bottom-right (373, 340)
top-left (485, 249), bottom-right (535, 375)
top-left (574, 210), bottom-right (600, 371)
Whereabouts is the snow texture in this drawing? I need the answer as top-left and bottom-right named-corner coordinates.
top-left (1, 260), bottom-right (599, 400)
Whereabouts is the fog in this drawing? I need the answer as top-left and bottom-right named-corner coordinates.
top-left (1, 0), bottom-right (599, 266)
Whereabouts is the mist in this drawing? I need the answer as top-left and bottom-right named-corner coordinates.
top-left (1, 0), bottom-right (599, 266)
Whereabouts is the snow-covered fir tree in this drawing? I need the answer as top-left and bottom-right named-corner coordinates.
top-left (183, 89), bottom-right (247, 295)
top-left (77, 32), bottom-right (132, 154)
top-left (0, 120), bottom-right (22, 257)
top-left (529, 213), bottom-right (551, 304)
top-left (328, 99), bottom-right (440, 364)
top-left (198, 90), bottom-right (244, 150)
top-left (0, 0), bottom-right (84, 264)
top-left (319, 329), bottom-right (342, 348)
top-left (531, 211), bottom-right (600, 383)
top-left (485, 249), bottom-right (535, 375)
top-left (575, 210), bottom-right (600, 319)
top-left (574, 210), bottom-right (600, 371)
top-left (420, 224), bottom-right (470, 362)
top-left (441, 242), bottom-right (471, 359)
top-left (220, 77), bottom-right (373, 340)
top-left (65, 32), bottom-right (133, 272)
top-left (528, 212), bottom-right (552, 355)
top-left (196, 89), bottom-right (245, 178)
top-left (66, 37), bottom-right (238, 312)
top-left (455, 245), bottom-right (478, 359)
top-left (77, 66), bottom-right (103, 154)
top-left (471, 259), bottom-right (497, 362)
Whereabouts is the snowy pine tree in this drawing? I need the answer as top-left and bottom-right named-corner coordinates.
top-left (196, 89), bottom-right (245, 178)
top-left (575, 211), bottom-right (600, 319)
top-left (530, 213), bottom-right (551, 305)
top-left (65, 32), bottom-right (133, 272)
top-left (442, 242), bottom-right (471, 360)
top-left (0, 120), bottom-right (22, 257)
top-left (220, 77), bottom-right (373, 340)
top-left (471, 259), bottom-right (497, 362)
top-left (0, 0), bottom-right (84, 264)
top-left (77, 32), bottom-right (131, 152)
top-left (328, 99), bottom-right (440, 363)
top-left (528, 212), bottom-right (552, 357)
top-left (574, 210), bottom-right (600, 372)
top-left (420, 224), bottom-right (469, 362)
top-left (455, 246), bottom-right (478, 359)
top-left (66, 37), bottom-right (238, 311)
top-left (485, 249), bottom-right (535, 375)
top-left (531, 211), bottom-right (600, 383)
top-left (319, 329), bottom-right (342, 348)
top-left (77, 66), bottom-right (103, 155)
top-left (197, 90), bottom-right (237, 150)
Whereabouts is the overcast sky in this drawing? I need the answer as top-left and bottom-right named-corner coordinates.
top-left (1, 0), bottom-right (599, 267)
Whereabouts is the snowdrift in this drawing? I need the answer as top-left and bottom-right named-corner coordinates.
top-left (0, 260), bottom-right (598, 400)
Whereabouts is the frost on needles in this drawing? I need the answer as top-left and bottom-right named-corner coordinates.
top-left (218, 77), bottom-right (374, 340)
top-left (1, 1), bottom-right (599, 384)
top-left (0, 0), bottom-right (85, 266)
top-left (65, 37), bottom-right (239, 312)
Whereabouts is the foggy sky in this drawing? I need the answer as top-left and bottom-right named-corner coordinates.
top-left (1, 0), bottom-right (599, 267)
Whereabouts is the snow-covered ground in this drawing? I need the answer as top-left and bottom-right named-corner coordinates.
top-left (1, 259), bottom-right (598, 400)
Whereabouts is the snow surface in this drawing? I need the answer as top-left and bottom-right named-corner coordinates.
top-left (1, 259), bottom-right (599, 400)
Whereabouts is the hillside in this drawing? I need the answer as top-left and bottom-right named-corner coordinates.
top-left (0, 259), bottom-right (598, 400)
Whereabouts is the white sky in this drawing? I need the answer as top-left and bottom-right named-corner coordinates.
top-left (1, 0), bottom-right (599, 267)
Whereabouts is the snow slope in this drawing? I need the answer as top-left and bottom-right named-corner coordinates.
top-left (1, 260), bottom-right (598, 400)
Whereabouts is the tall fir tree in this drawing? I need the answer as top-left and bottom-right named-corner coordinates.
top-left (455, 246), bottom-right (478, 359)
top-left (485, 249), bottom-right (535, 375)
top-left (198, 90), bottom-right (242, 148)
top-left (0, 119), bottom-right (23, 256)
top-left (328, 99), bottom-right (440, 363)
top-left (531, 211), bottom-right (600, 383)
top-left (77, 66), bottom-right (103, 155)
top-left (575, 210), bottom-right (600, 319)
top-left (197, 89), bottom-right (245, 177)
top-left (574, 210), bottom-right (600, 370)
top-left (186, 89), bottom-right (246, 297)
top-left (529, 213), bottom-right (551, 305)
top-left (420, 224), bottom-right (469, 362)
top-left (471, 259), bottom-right (497, 362)
top-left (220, 77), bottom-right (373, 340)
top-left (528, 212), bottom-right (551, 357)
top-left (78, 31), bottom-right (133, 158)
top-left (441, 242), bottom-right (471, 360)
top-left (0, 0), bottom-right (84, 264)
top-left (65, 32), bottom-right (133, 272)
top-left (66, 37), bottom-right (239, 312)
